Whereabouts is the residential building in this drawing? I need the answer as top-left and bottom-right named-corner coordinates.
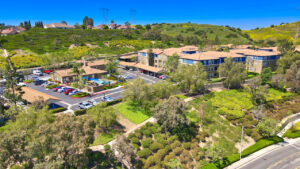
top-left (93, 24), bottom-right (106, 30)
top-left (52, 60), bottom-right (107, 83)
top-left (0, 26), bottom-right (25, 36)
top-left (44, 23), bottom-right (75, 29)
top-left (230, 49), bottom-right (280, 73)
top-left (108, 23), bottom-right (119, 29)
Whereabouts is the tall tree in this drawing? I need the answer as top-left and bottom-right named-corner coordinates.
top-left (285, 60), bottom-right (300, 93)
top-left (278, 39), bottom-right (295, 54)
top-left (122, 78), bottom-right (154, 107)
top-left (171, 62), bottom-right (207, 94)
top-left (257, 117), bottom-right (281, 138)
top-left (277, 52), bottom-right (300, 74)
top-left (34, 21), bottom-right (44, 28)
top-left (112, 135), bottom-right (136, 169)
top-left (3, 52), bottom-right (24, 105)
top-left (70, 63), bottom-right (85, 90)
top-left (164, 53), bottom-right (180, 73)
top-left (105, 55), bottom-right (119, 76)
top-left (260, 67), bottom-right (272, 84)
top-left (218, 57), bottom-right (246, 89)
top-left (151, 96), bottom-right (189, 132)
top-left (61, 21), bottom-right (67, 25)
top-left (246, 77), bottom-right (268, 106)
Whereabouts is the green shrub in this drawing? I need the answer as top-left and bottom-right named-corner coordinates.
top-left (24, 79), bottom-right (34, 83)
top-left (50, 107), bottom-right (66, 113)
top-left (132, 143), bottom-right (140, 150)
top-left (104, 145), bottom-right (111, 151)
top-left (71, 92), bottom-right (91, 98)
top-left (74, 109), bottom-right (87, 116)
top-left (150, 142), bottom-right (163, 152)
top-left (283, 130), bottom-right (300, 138)
top-left (183, 142), bottom-right (191, 150)
top-left (106, 98), bottom-right (122, 106)
top-left (173, 147), bottom-right (183, 155)
top-left (143, 129), bottom-right (152, 137)
top-left (46, 84), bottom-right (59, 89)
top-left (130, 137), bottom-right (140, 145)
top-left (202, 163), bottom-right (218, 169)
top-left (137, 148), bottom-right (152, 158)
top-left (141, 138), bottom-right (153, 148)
top-left (170, 140), bottom-right (181, 149)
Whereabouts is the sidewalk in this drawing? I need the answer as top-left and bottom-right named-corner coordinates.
top-left (226, 112), bottom-right (300, 169)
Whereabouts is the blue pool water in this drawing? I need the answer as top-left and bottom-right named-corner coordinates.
top-left (89, 78), bottom-right (110, 85)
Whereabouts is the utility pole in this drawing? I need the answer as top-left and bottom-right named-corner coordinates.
top-left (240, 126), bottom-right (244, 160)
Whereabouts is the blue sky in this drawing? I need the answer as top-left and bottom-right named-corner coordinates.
top-left (0, 0), bottom-right (299, 29)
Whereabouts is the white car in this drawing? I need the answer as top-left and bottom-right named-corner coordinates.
top-left (41, 82), bottom-right (53, 87)
top-left (88, 99), bottom-right (97, 106)
top-left (78, 101), bottom-right (93, 109)
top-left (17, 82), bottom-right (27, 87)
top-left (57, 87), bottom-right (67, 93)
top-left (33, 69), bottom-right (43, 76)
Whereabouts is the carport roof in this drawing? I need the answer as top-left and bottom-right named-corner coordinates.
top-left (134, 63), bottom-right (164, 73)
top-left (119, 61), bottom-right (137, 67)
top-left (21, 87), bottom-right (60, 103)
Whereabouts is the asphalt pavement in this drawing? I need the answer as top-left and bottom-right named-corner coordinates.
top-left (25, 70), bottom-right (162, 111)
top-left (238, 139), bottom-right (300, 169)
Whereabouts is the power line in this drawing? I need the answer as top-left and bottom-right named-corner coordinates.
top-left (129, 9), bottom-right (136, 25)
top-left (101, 8), bottom-right (109, 25)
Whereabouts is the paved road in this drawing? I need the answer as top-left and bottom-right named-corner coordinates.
top-left (239, 139), bottom-right (300, 169)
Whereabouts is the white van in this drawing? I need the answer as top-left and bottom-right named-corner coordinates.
top-left (33, 69), bottom-right (43, 76)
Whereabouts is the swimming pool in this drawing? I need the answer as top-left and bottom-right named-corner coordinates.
top-left (89, 78), bottom-right (110, 85)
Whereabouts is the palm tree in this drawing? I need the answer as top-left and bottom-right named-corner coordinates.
top-left (105, 55), bottom-right (119, 76)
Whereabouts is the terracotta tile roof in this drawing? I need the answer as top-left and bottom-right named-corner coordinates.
top-left (1, 27), bottom-right (18, 34)
top-left (21, 87), bottom-right (60, 103)
top-left (86, 60), bottom-right (107, 67)
top-left (120, 54), bottom-right (137, 59)
top-left (179, 51), bottom-right (244, 61)
top-left (139, 49), bottom-right (164, 55)
top-left (119, 61), bottom-right (137, 67)
top-left (54, 66), bottom-right (106, 77)
top-left (134, 63), bottom-right (164, 73)
top-left (44, 23), bottom-right (74, 28)
top-left (234, 45), bottom-right (253, 49)
top-left (230, 49), bottom-right (280, 56)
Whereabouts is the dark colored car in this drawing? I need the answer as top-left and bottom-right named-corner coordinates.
top-left (44, 70), bottom-right (52, 74)
top-left (64, 88), bottom-right (74, 95)
top-left (34, 80), bottom-right (45, 85)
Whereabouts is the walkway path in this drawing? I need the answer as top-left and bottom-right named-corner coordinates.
top-left (89, 117), bottom-right (156, 152)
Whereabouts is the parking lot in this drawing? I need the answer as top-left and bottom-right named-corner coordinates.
top-left (23, 69), bottom-right (163, 111)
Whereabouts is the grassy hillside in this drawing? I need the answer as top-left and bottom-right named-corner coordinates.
top-left (243, 21), bottom-right (300, 44)
top-left (158, 23), bottom-right (251, 44)
top-left (0, 23), bottom-right (252, 55)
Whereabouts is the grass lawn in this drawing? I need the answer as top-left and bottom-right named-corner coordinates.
top-left (91, 129), bottom-right (120, 146)
top-left (116, 101), bottom-right (151, 124)
top-left (283, 121), bottom-right (300, 138)
top-left (266, 88), bottom-right (292, 101)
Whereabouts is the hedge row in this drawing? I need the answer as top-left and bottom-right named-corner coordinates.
top-left (50, 107), bottom-right (67, 113)
top-left (74, 99), bottom-right (122, 116)
top-left (203, 136), bottom-right (283, 169)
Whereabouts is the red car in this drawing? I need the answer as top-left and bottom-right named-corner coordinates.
top-left (64, 88), bottom-right (74, 95)
top-left (44, 70), bottom-right (52, 74)
top-left (53, 86), bottom-right (63, 92)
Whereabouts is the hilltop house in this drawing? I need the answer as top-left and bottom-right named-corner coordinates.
top-left (0, 27), bottom-right (26, 36)
top-left (44, 23), bottom-right (75, 29)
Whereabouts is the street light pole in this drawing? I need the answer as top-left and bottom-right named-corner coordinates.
top-left (240, 126), bottom-right (244, 160)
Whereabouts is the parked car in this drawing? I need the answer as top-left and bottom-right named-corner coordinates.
top-left (100, 96), bottom-right (114, 102)
top-left (41, 82), bottom-right (53, 87)
top-left (123, 74), bottom-right (134, 80)
top-left (58, 87), bottom-right (68, 93)
top-left (31, 76), bottom-right (39, 81)
top-left (78, 101), bottom-right (93, 109)
top-left (53, 86), bottom-right (63, 92)
top-left (35, 80), bottom-right (45, 85)
top-left (161, 75), bottom-right (169, 80)
top-left (88, 99), bottom-right (97, 106)
top-left (33, 69), bottom-right (43, 76)
top-left (68, 90), bottom-right (80, 96)
top-left (44, 69), bottom-right (52, 74)
top-left (17, 82), bottom-right (27, 87)
top-left (64, 88), bottom-right (74, 95)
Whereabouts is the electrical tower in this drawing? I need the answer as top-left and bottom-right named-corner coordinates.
top-left (101, 8), bottom-right (109, 24)
top-left (129, 9), bottom-right (136, 25)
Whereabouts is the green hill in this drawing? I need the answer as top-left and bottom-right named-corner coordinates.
top-left (243, 21), bottom-right (300, 44)
top-left (0, 23), bottom-right (251, 54)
